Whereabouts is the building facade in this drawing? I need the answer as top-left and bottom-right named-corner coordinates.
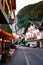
top-left (0, 0), bottom-right (16, 61)
top-left (24, 21), bottom-right (43, 48)
top-left (0, 0), bottom-right (16, 24)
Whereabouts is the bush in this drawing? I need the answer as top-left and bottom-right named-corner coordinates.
top-left (20, 38), bottom-right (25, 45)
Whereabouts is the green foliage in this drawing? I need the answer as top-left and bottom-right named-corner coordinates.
top-left (2, 24), bottom-right (12, 33)
top-left (21, 38), bottom-right (25, 45)
top-left (21, 38), bottom-right (25, 43)
top-left (15, 40), bottom-right (19, 45)
top-left (17, 1), bottom-right (43, 28)
top-left (4, 50), bottom-right (9, 56)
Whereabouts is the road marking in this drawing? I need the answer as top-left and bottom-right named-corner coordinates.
top-left (23, 50), bottom-right (30, 65)
top-left (30, 50), bottom-right (43, 61)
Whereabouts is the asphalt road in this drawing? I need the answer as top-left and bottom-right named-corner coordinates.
top-left (0, 46), bottom-right (43, 65)
top-left (24, 47), bottom-right (43, 65)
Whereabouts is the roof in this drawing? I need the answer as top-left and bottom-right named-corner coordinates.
top-left (24, 21), bottom-right (43, 34)
top-left (31, 21), bottom-right (43, 30)
top-left (31, 21), bottom-right (41, 28)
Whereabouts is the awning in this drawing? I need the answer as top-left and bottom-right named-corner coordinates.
top-left (2, 30), bottom-right (13, 38)
top-left (0, 10), bottom-right (9, 24)
top-left (0, 29), bottom-right (13, 38)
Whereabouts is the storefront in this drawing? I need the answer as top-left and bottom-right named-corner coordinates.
top-left (0, 29), bottom-right (13, 61)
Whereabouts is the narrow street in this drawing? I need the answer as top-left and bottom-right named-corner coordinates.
top-left (24, 48), bottom-right (43, 65)
top-left (0, 47), bottom-right (43, 65)
top-left (0, 0), bottom-right (43, 65)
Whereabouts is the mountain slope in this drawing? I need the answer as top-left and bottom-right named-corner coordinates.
top-left (17, 1), bottom-right (43, 28)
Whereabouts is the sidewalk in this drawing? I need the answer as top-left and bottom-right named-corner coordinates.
top-left (0, 52), bottom-right (16, 65)
top-left (0, 49), bottom-right (26, 65)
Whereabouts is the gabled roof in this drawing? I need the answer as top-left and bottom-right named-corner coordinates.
top-left (23, 22), bottom-right (31, 34)
top-left (24, 21), bottom-right (43, 34)
top-left (31, 21), bottom-right (41, 28)
top-left (31, 21), bottom-right (43, 30)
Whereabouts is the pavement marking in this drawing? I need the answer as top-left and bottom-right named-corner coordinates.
top-left (23, 50), bottom-right (30, 65)
top-left (30, 50), bottom-right (43, 61)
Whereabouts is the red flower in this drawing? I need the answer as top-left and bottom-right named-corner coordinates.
top-left (7, 53), bottom-right (13, 56)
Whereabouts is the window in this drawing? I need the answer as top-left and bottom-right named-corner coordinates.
top-left (7, 0), bottom-right (11, 10)
top-left (5, 2), bottom-right (8, 15)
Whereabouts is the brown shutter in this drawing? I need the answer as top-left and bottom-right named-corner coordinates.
top-left (11, 0), bottom-right (16, 10)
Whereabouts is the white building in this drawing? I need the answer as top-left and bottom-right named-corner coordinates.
top-left (17, 27), bottom-right (25, 34)
top-left (24, 21), bottom-right (43, 48)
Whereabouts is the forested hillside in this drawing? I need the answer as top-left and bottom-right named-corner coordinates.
top-left (17, 1), bottom-right (43, 28)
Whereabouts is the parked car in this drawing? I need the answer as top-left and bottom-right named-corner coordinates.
top-left (30, 44), bottom-right (37, 48)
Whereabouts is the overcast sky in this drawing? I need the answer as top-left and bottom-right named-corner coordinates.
top-left (15, 0), bottom-right (42, 15)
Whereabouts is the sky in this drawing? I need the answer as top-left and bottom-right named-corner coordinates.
top-left (15, 0), bottom-right (42, 15)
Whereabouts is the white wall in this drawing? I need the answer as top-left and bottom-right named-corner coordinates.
top-left (41, 31), bottom-right (43, 39)
top-left (25, 25), bottom-right (41, 40)
top-left (17, 28), bottom-right (24, 34)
